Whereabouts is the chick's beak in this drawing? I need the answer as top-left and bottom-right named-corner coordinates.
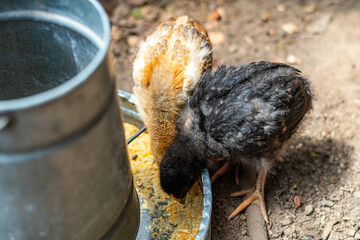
top-left (171, 194), bottom-right (185, 204)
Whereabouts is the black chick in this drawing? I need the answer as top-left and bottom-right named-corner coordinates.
top-left (160, 61), bottom-right (312, 223)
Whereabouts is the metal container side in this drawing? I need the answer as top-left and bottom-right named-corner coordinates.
top-left (0, 1), bottom-right (139, 239)
top-left (0, 0), bottom-right (112, 152)
top-left (117, 90), bottom-right (212, 240)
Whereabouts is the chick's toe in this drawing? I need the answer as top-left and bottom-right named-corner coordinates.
top-left (228, 168), bottom-right (269, 224)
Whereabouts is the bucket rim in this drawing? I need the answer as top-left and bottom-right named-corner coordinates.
top-left (0, 0), bottom-right (110, 111)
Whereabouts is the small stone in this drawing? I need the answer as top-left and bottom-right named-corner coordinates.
top-left (127, 35), bottom-right (140, 48)
top-left (348, 229), bottom-right (356, 237)
top-left (261, 11), bottom-right (273, 22)
top-left (354, 232), bottom-right (360, 239)
top-left (286, 54), bottom-right (302, 64)
top-left (228, 44), bottom-right (238, 53)
top-left (329, 192), bottom-right (341, 201)
top-left (304, 4), bottom-right (317, 13)
top-left (284, 227), bottom-right (292, 236)
top-left (305, 205), bottom-right (314, 215)
top-left (277, 4), bottom-right (286, 12)
top-left (328, 232), bottom-right (341, 240)
top-left (224, 205), bottom-right (235, 216)
top-left (340, 187), bottom-right (354, 193)
top-left (286, 54), bottom-right (296, 64)
top-left (280, 218), bottom-right (292, 226)
top-left (322, 221), bottom-right (338, 240)
top-left (239, 214), bottom-right (246, 221)
top-left (353, 191), bottom-right (360, 198)
top-left (141, 5), bottom-right (159, 22)
top-left (271, 232), bottom-right (279, 238)
top-left (268, 28), bottom-right (277, 37)
top-left (111, 25), bottom-right (123, 41)
top-left (319, 199), bottom-right (335, 207)
top-left (208, 31), bottom-right (226, 45)
top-left (243, 35), bottom-right (253, 44)
top-left (112, 47), bottom-right (121, 56)
top-left (281, 22), bottom-right (300, 34)
top-left (307, 14), bottom-right (331, 34)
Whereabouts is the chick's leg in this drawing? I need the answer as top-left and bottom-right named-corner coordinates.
top-left (211, 162), bottom-right (241, 185)
top-left (228, 168), bottom-right (269, 224)
top-left (211, 162), bottom-right (231, 183)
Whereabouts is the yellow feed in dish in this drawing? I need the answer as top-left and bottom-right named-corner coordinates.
top-left (124, 123), bottom-right (203, 240)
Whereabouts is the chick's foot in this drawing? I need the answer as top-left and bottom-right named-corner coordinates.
top-left (228, 169), bottom-right (270, 225)
top-left (210, 161), bottom-right (240, 185)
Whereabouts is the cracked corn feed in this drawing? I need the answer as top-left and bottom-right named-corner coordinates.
top-left (124, 123), bottom-right (203, 239)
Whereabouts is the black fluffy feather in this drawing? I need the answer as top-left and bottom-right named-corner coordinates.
top-left (160, 61), bottom-right (312, 199)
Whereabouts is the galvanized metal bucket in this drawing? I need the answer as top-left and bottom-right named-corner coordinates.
top-left (0, 1), bottom-right (139, 239)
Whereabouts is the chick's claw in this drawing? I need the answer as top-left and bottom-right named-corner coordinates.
top-left (228, 190), bottom-right (269, 223)
top-left (228, 169), bottom-right (270, 225)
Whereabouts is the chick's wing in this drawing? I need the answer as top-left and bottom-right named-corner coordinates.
top-left (192, 62), bottom-right (311, 154)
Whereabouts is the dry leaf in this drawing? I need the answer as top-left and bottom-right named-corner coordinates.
top-left (217, 7), bottom-right (227, 21)
top-left (208, 10), bottom-right (221, 22)
top-left (294, 195), bottom-right (302, 209)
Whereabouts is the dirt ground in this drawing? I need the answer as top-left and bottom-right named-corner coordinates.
top-left (107, 0), bottom-right (360, 239)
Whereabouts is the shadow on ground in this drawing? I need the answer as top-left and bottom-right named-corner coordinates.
top-left (269, 137), bottom-right (354, 204)
top-left (210, 137), bottom-right (354, 239)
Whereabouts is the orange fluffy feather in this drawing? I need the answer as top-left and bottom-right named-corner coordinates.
top-left (133, 16), bottom-right (212, 164)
